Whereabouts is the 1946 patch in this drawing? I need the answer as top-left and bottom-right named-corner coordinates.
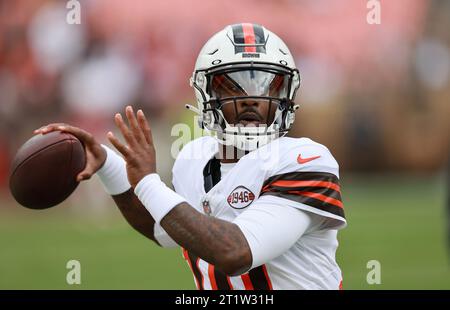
top-left (227, 186), bottom-right (255, 209)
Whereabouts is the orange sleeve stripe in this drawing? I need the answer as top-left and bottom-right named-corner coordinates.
top-left (208, 264), bottom-right (218, 290)
top-left (241, 273), bottom-right (254, 290)
top-left (182, 248), bottom-right (190, 260)
top-left (263, 180), bottom-right (340, 192)
top-left (182, 248), bottom-right (201, 290)
top-left (288, 190), bottom-right (344, 208)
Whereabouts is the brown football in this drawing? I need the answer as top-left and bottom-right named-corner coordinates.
top-left (9, 131), bottom-right (86, 209)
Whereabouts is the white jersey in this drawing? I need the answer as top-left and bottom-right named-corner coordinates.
top-left (161, 136), bottom-right (346, 290)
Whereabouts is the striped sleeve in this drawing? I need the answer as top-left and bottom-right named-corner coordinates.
top-left (260, 171), bottom-right (345, 220)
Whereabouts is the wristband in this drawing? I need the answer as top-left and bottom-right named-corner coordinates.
top-left (134, 174), bottom-right (186, 224)
top-left (96, 144), bottom-right (131, 195)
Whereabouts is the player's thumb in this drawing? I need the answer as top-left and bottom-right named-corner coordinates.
top-left (76, 167), bottom-right (94, 182)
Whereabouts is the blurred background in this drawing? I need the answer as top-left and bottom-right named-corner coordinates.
top-left (0, 0), bottom-right (449, 289)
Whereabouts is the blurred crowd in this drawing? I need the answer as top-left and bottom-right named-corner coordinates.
top-left (0, 0), bottom-right (449, 191)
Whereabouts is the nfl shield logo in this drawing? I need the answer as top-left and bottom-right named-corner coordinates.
top-left (202, 200), bottom-right (211, 215)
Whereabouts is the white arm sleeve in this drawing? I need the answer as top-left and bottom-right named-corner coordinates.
top-left (153, 194), bottom-right (321, 252)
top-left (153, 222), bottom-right (179, 248)
top-left (233, 195), bottom-right (318, 269)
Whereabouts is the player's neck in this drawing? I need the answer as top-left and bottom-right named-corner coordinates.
top-left (219, 145), bottom-right (248, 163)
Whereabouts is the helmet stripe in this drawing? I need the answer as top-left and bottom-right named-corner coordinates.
top-left (242, 23), bottom-right (256, 53)
top-left (231, 23), bottom-right (266, 54)
top-left (252, 24), bottom-right (266, 53)
top-left (231, 24), bottom-right (244, 53)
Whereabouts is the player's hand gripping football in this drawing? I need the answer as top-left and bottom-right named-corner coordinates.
top-left (107, 106), bottom-right (156, 188)
top-left (33, 124), bottom-right (107, 182)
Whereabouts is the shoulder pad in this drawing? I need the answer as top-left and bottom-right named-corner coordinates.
top-left (262, 137), bottom-right (339, 179)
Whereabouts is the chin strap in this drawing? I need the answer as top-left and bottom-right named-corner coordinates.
top-left (185, 104), bottom-right (201, 115)
top-left (185, 104), bottom-right (206, 129)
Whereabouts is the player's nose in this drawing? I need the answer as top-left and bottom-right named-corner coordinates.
top-left (238, 98), bottom-right (260, 109)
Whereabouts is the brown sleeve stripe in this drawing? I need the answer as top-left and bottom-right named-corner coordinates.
top-left (262, 180), bottom-right (341, 193)
top-left (286, 190), bottom-right (343, 209)
top-left (212, 264), bottom-right (232, 290)
top-left (248, 265), bottom-right (273, 290)
top-left (263, 191), bottom-right (345, 218)
top-left (262, 185), bottom-right (342, 207)
top-left (264, 171), bottom-right (339, 184)
top-left (184, 249), bottom-right (232, 290)
top-left (261, 171), bottom-right (345, 219)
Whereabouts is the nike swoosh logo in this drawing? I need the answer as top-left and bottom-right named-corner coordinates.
top-left (297, 154), bottom-right (321, 164)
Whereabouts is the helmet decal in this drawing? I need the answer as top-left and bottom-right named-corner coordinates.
top-left (231, 23), bottom-right (266, 54)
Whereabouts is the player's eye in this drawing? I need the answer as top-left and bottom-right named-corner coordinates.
top-left (211, 74), bottom-right (246, 98)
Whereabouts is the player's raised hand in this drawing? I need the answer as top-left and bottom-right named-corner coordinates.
top-left (33, 124), bottom-right (107, 182)
top-left (107, 106), bottom-right (156, 188)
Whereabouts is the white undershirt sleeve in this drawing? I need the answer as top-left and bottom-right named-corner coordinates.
top-left (233, 194), bottom-right (317, 270)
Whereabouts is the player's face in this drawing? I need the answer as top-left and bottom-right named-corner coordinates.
top-left (210, 71), bottom-right (288, 127)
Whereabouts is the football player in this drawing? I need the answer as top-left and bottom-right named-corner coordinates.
top-left (35, 23), bottom-right (346, 290)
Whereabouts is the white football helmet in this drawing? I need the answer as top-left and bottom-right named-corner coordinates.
top-left (188, 23), bottom-right (301, 151)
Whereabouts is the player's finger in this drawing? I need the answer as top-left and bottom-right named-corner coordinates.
top-left (56, 125), bottom-right (95, 144)
top-left (114, 113), bottom-right (136, 147)
top-left (33, 125), bottom-right (48, 134)
top-left (125, 106), bottom-right (145, 144)
top-left (107, 131), bottom-right (131, 159)
top-left (137, 109), bottom-right (154, 146)
top-left (34, 123), bottom-right (67, 134)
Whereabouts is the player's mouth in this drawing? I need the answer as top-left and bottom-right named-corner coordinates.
top-left (236, 112), bottom-right (264, 127)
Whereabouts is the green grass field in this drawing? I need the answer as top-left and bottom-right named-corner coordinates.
top-left (0, 174), bottom-right (448, 289)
